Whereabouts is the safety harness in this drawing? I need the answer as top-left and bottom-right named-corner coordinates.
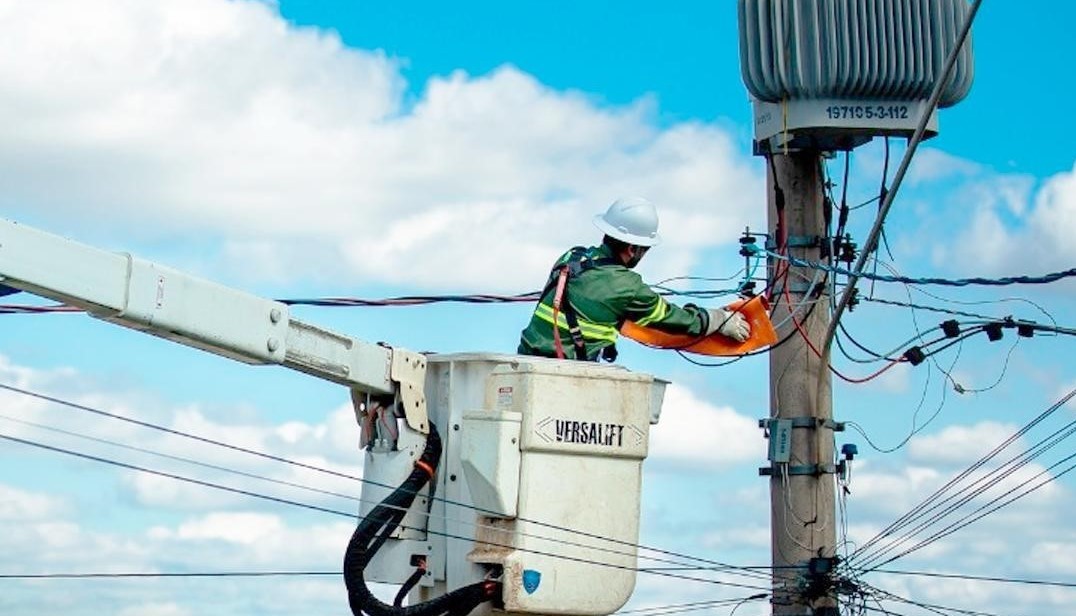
top-left (541, 246), bottom-right (619, 362)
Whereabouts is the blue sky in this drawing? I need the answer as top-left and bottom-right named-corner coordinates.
top-left (0, 1), bottom-right (1074, 615)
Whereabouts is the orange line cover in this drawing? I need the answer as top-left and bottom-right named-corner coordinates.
top-left (620, 295), bottom-right (778, 356)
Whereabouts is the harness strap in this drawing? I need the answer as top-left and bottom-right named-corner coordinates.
top-left (543, 247), bottom-right (619, 361)
top-left (559, 277), bottom-right (588, 360)
top-left (551, 266), bottom-right (570, 359)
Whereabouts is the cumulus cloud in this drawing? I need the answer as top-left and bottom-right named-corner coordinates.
top-left (147, 511), bottom-right (353, 568)
top-left (0, 478), bottom-right (354, 615)
top-left (906, 420), bottom-right (1018, 466)
top-left (117, 604), bottom-right (192, 616)
top-left (0, 353), bottom-right (362, 515)
top-left (121, 404), bottom-right (364, 510)
top-left (1021, 540), bottom-right (1076, 576)
top-left (0, 0), bottom-right (759, 292)
top-left (0, 482), bottom-right (65, 520)
top-left (648, 384), bottom-right (762, 466)
top-left (913, 157), bottom-right (1076, 279)
top-left (0, 358), bottom-right (364, 615)
top-left (829, 451), bottom-right (1076, 613)
top-left (906, 147), bottom-right (982, 185)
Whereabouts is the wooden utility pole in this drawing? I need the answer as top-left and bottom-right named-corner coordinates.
top-left (765, 152), bottom-right (837, 615)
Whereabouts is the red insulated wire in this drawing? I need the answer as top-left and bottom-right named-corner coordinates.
top-left (782, 283), bottom-right (904, 384)
top-left (765, 197), bottom-right (792, 304)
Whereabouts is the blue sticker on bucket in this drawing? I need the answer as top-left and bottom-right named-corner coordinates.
top-left (522, 569), bottom-right (541, 594)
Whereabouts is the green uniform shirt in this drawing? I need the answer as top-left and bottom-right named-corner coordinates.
top-left (518, 244), bottom-right (709, 361)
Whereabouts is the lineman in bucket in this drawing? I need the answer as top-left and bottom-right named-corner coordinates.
top-left (518, 197), bottom-right (749, 362)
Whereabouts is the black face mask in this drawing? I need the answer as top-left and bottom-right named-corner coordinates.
top-left (625, 246), bottom-right (649, 269)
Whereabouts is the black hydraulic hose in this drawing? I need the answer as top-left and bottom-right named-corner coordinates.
top-left (344, 424), bottom-right (500, 616)
top-left (394, 563), bottom-right (428, 608)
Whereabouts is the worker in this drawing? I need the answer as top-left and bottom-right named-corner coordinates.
top-left (518, 197), bottom-right (750, 362)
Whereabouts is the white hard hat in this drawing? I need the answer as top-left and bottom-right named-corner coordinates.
top-left (592, 197), bottom-right (661, 247)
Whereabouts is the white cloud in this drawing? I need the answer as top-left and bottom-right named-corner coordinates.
top-left (1027, 162), bottom-right (1076, 263)
top-left (0, 0), bottom-right (758, 292)
top-left (906, 147), bottom-right (982, 185)
top-left (0, 483), bottom-right (64, 519)
top-left (906, 420), bottom-right (1017, 466)
top-left (700, 523), bottom-right (770, 552)
top-left (168, 511), bottom-right (285, 544)
top-left (648, 384), bottom-right (762, 466)
top-left (148, 512), bottom-right (353, 568)
top-left (117, 604), bottom-right (192, 616)
top-left (0, 354), bottom-right (362, 516)
top-left (1022, 540), bottom-right (1076, 576)
top-left (0, 478), bottom-right (353, 614)
top-left (931, 161), bottom-right (1076, 278)
top-left (120, 405), bottom-right (365, 510)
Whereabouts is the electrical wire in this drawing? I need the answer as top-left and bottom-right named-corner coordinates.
top-left (0, 381), bottom-right (776, 585)
top-left (674, 290), bottom-right (817, 368)
top-left (864, 446), bottom-right (1076, 572)
top-left (0, 412), bottom-right (365, 504)
top-left (843, 357), bottom-right (945, 455)
top-left (0, 431), bottom-right (356, 518)
top-left (870, 568), bottom-right (1076, 590)
top-left (832, 321), bottom-right (902, 364)
top-left (859, 296), bottom-right (1001, 322)
top-left (873, 258), bottom-right (1012, 398)
top-left (783, 282), bottom-right (905, 384)
top-left (863, 583), bottom-right (1009, 616)
top-left (0, 428), bottom-right (773, 592)
top-left (825, 0), bottom-right (983, 355)
top-left (758, 248), bottom-right (1076, 289)
top-left (845, 388), bottom-right (1076, 571)
top-left (0, 282), bottom-right (743, 315)
top-left (0, 571), bottom-right (338, 579)
top-left (612, 595), bottom-right (769, 616)
top-left (941, 337), bottom-right (1019, 395)
top-left (908, 287), bottom-right (1060, 331)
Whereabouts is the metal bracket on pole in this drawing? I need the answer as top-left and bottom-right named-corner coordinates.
top-left (767, 281), bottom-right (823, 296)
top-left (759, 418), bottom-right (844, 431)
top-left (390, 348), bottom-right (429, 434)
top-left (766, 235), bottom-right (822, 250)
top-left (758, 463), bottom-right (837, 477)
top-left (792, 417), bottom-right (844, 431)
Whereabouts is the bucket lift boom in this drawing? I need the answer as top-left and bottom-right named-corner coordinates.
top-left (0, 217), bottom-right (430, 433)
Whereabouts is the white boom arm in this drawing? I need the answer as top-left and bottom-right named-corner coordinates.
top-left (0, 217), bottom-right (428, 432)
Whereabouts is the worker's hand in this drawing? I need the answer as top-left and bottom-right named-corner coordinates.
top-left (706, 308), bottom-right (750, 342)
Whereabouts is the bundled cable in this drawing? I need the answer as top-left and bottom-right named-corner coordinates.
top-left (343, 424), bottom-right (500, 616)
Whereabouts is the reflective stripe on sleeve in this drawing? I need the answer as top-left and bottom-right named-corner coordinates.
top-left (634, 297), bottom-right (669, 327)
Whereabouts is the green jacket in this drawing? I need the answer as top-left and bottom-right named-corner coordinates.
top-left (518, 244), bottom-right (709, 361)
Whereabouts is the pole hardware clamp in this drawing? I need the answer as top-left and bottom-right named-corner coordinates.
top-left (766, 280), bottom-right (825, 296)
top-left (758, 463), bottom-right (837, 477)
top-left (759, 418), bottom-right (844, 431)
top-left (765, 235), bottom-right (822, 250)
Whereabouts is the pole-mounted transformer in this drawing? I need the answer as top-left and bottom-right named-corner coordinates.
top-left (739, 0), bottom-right (975, 153)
